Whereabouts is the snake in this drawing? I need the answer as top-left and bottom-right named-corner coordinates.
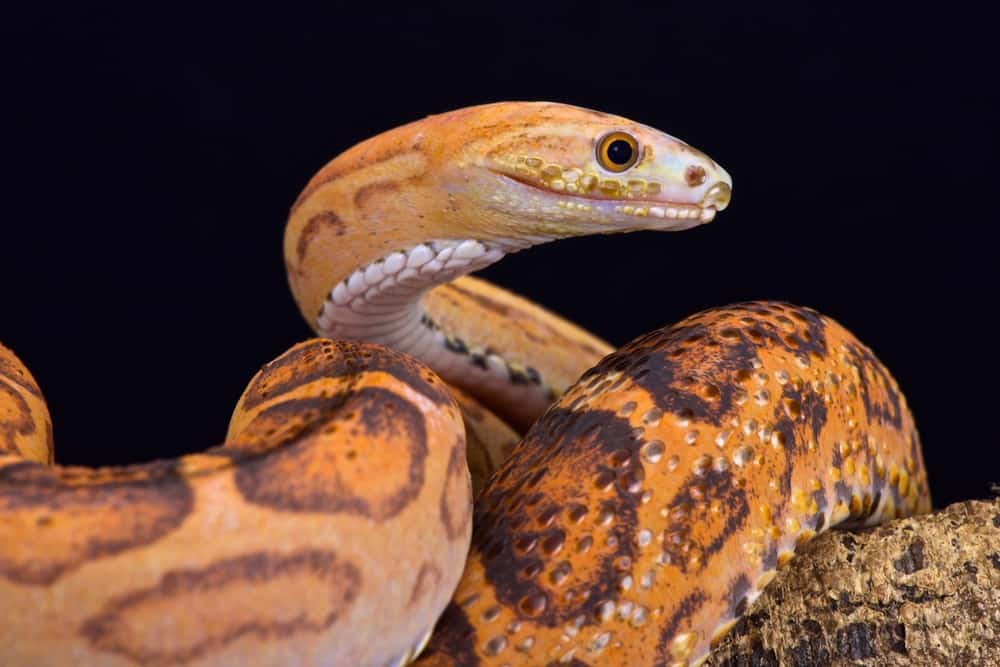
top-left (0, 102), bottom-right (931, 667)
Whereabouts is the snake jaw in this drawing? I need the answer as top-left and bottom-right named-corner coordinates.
top-left (481, 168), bottom-right (724, 237)
top-left (475, 120), bottom-right (732, 238)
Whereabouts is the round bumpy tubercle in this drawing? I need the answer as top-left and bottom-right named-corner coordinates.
top-left (417, 301), bottom-right (930, 667)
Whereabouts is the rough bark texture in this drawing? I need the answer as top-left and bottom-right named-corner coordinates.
top-left (706, 499), bottom-right (1000, 666)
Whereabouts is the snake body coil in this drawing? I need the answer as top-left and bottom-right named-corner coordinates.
top-left (0, 102), bottom-right (929, 666)
top-left (416, 302), bottom-right (929, 666)
top-left (0, 341), bottom-right (470, 666)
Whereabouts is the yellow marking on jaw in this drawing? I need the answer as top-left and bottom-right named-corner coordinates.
top-left (599, 179), bottom-right (620, 194)
top-left (510, 155), bottom-right (670, 200)
top-left (639, 144), bottom-right (654, 166)
top-left (556, 201), bottom-right (591, 211)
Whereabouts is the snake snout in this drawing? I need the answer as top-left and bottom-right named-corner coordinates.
top-left (702, 181), bottom-right (732, 211)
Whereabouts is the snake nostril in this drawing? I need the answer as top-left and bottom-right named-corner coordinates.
top-left (702, 182), bottom-right (732, 211)
top-left (685, 165), bottom-right (707, 187)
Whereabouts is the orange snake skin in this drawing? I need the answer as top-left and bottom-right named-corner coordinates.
top-left (0, 102), bottom-right (930, 666)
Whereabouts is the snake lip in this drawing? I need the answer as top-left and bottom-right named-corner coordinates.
top-left (492, 171), bottom-right (715, 223)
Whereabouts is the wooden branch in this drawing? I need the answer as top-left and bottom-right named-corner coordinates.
top-left (706, 499), bottom-right (1000, 666)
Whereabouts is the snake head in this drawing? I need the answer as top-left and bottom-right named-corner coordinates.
top-left (437, 101), bottom-right (732, 242)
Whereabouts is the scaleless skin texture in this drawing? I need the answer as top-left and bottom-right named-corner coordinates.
top-left (1, 103), bottom-right (929, 666)
top-left (0, 340), bottom-right (471, 666)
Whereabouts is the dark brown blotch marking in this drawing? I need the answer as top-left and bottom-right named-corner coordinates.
top-left (240, 339), bottom-right (450, 411)
top-left (828, 440), bottom-right (853, 508)
top-left (226, 394), bottom-right (349, 457)
top-left (353, 179), bottom-right (401, 209)
top-left (770, 382), bottom-right (829, 500)
top-left (586, 320), bottom-right (760, 428)
top-left (444, 335), bottom-right (469, 355)
top-left (841, 341), bottom-right (904, 431)
top-left (778, 382), bottom-right (828, 451)
top-left (80, 549), bottom-right (360, 666)
top-left (420, 313), bottom-right (440, 330)
top-left (408, 560), bottom-right (443, 608)
top-left (45, 419), bottom-right (54, 464)
top-left (505, 363), bottom-right (543, 387)
top-left (761, 541), bottom-right (779, 571)
top-left (0, 353), bottom-right (43, 399)
top-left (421, 601), bottom-right (481, 667)
top-left (0, 381), bottom-right (36, 456)
top-left (726, 573), bottom-right (753, 620)
top-left (0, 460), bottom-right (193, 585)
top-left (440, 437), bottom-right (472, 540)
top-left (662, 466), bottom-right (750, 573)
top-left (475, 409), bottom-right (641, 628)
top-left (809, 481), bottom-right (829, 528)
top-left (289, 140), bottom-right (417, 214)
top-left (234, 387), bottom-right (428, 521)
top-left (655, 589), bottom-right (708, 664)
top-left (740, 302), bottom-right (830, 360)
top-left (469, 349), bottom-right (489, 370)
top-left (296, 211), bottom-right (345, 264)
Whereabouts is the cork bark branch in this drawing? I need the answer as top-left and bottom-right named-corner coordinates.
top-left (705, 499), bottom-right (1000, 666)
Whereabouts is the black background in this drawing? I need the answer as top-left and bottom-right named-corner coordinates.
top-left (1, 4), bottom-right (996, 507)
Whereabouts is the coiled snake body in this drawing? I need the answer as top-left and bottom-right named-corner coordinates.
top-left (0, 102), bottom-right (930, 666)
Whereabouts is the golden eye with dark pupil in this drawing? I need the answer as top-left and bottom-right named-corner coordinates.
top-left (597, 131), bottom-right (639, 172)
top-left (607, 140), bottom-right (633, 164)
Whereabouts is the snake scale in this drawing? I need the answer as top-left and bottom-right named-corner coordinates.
top-left (0, 102), bottom-right (931, 666)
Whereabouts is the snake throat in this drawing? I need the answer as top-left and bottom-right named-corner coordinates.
top-left (315, 238), bottom-right (565, 429)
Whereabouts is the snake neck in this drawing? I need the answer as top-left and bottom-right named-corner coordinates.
top-left (313, 237), bottom-right (563, 430)
top-left (284, 102), bottom-right (732, 429)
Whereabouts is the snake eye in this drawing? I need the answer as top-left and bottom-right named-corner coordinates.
top-left (596, 131), bottom-right (639, 172)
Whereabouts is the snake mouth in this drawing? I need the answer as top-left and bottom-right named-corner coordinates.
top-left (493, 171), bottom-right (718, 224)
top-left (609, 200), bottom-right (716, 223)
